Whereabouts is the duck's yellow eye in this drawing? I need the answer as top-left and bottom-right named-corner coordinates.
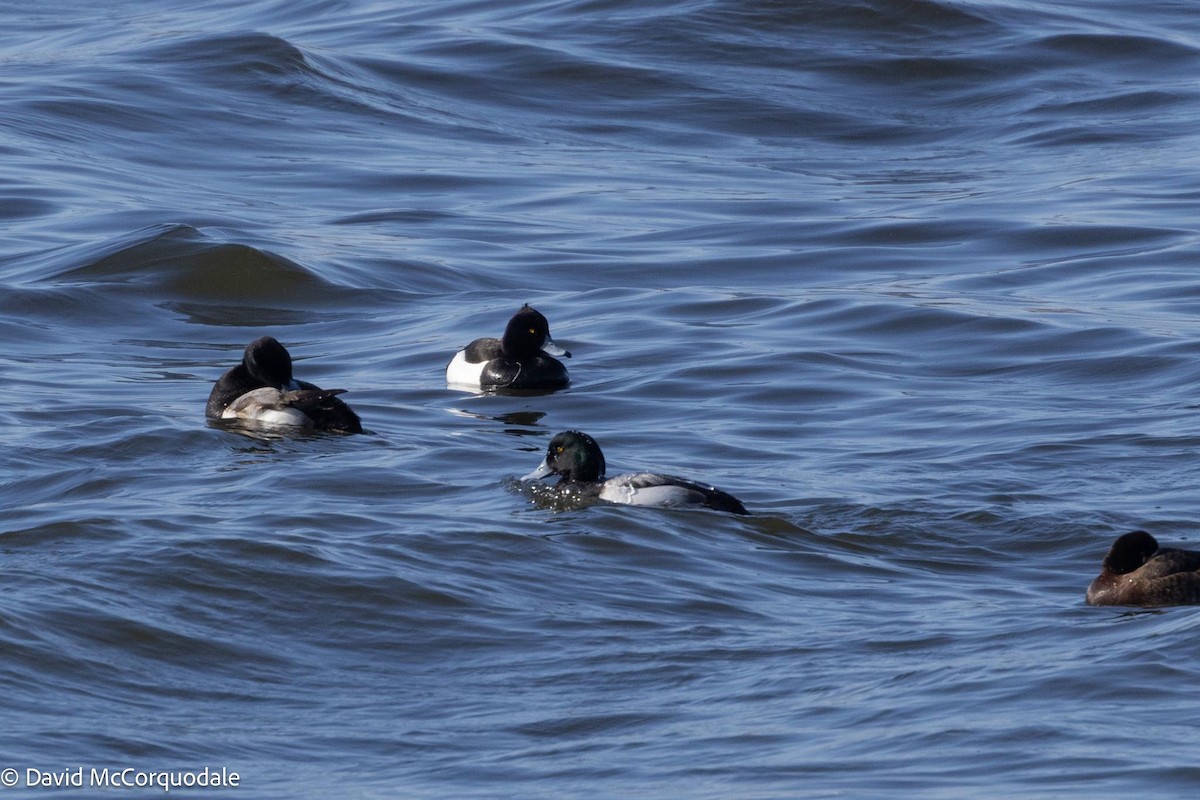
top-left (555, 446), bottom-right (564, 453)
top-left (529, 328), bottom-right (537, 335)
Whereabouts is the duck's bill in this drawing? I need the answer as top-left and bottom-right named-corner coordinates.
top-left (522, 460), bottom-right (554, 481)
top-left (543, 338), bottom-right (571, 358)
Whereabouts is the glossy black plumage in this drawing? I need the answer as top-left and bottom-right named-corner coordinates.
top-left (206, 336), bottom-right (362, 433)
top-left (446, 304), bottom-right (570, 390)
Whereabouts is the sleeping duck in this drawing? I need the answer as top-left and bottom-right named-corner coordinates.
top-left (1086, 530), bottom-right (1200, 606)
top-left (205, 336), bottom-right (362, 433)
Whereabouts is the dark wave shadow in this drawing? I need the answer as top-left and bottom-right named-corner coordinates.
top-left (21, 223), bottom-right (376, 326)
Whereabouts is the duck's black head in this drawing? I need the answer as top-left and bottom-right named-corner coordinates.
top-left (1102, 530), bottom-right (1159, 575)
top-left (500, 304), bottom-right (570, 359)
top-left (531, 430), bottom-right (606, 484)
top-left (243, 336), bottom-right (294, 388)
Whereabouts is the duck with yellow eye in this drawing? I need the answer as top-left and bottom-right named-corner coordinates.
top-left (446, 304), bottom-right (571, 391)
top-left (522, 430), bottom-right (748, 515)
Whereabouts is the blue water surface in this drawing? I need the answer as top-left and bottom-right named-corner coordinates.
top-left (3, 0), bottom-right (1200, 797)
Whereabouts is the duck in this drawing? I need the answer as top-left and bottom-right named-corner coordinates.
top-left (446, 304), bottom-right (570, 390)
top-left (1086, 530), bottom-right (1200, 606)
top-left (205, 336), bottom-right (362, 433)
top-left (521, 430), bottom-right (748, 515)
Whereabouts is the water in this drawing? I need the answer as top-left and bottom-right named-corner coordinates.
top-left (3, 0), bottom-right (1200, 796)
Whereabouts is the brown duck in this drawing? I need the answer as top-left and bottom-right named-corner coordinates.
top-left (1086, 531), bottom-right (1200, 607)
